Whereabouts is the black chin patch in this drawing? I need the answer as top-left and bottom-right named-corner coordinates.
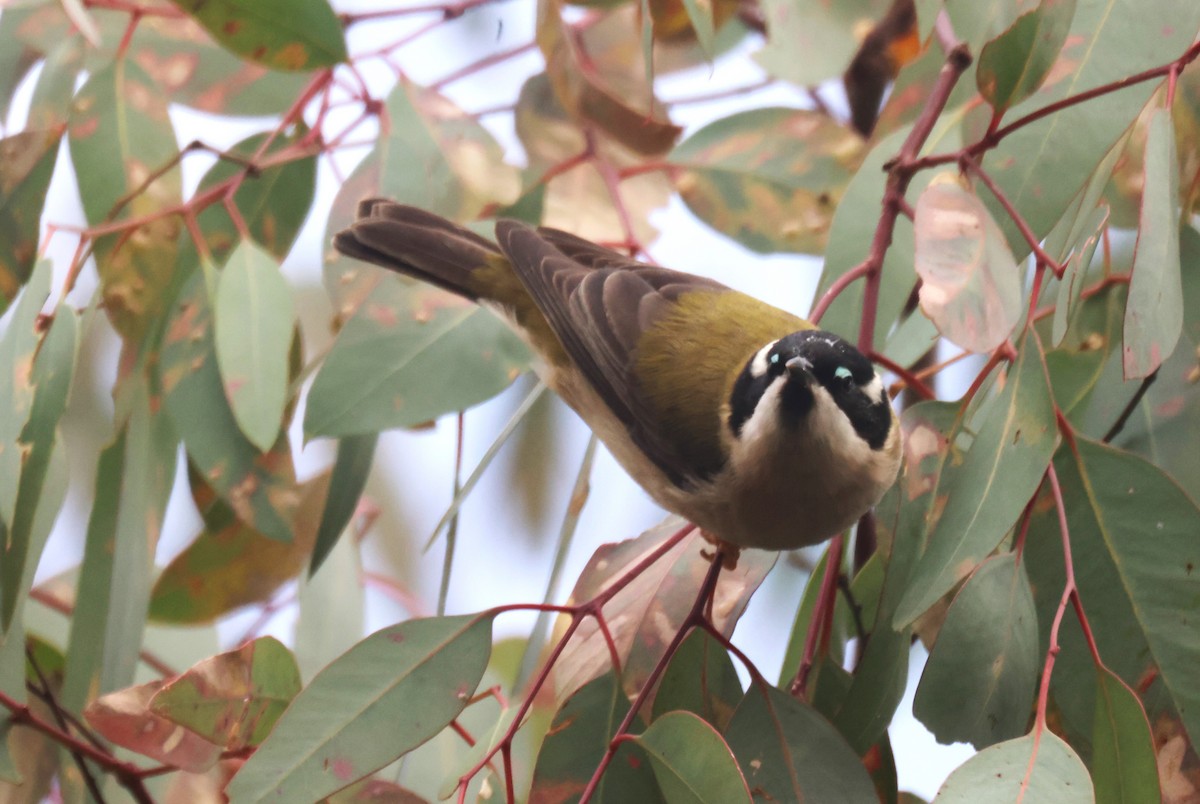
top-left (778, 373), bottom-right (814, 426)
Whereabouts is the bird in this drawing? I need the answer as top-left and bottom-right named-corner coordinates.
top-left (334, 200), bottom-right (902, 553)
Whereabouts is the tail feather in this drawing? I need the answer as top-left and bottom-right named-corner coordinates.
top-left (334, 200), bottom-right (503, 301)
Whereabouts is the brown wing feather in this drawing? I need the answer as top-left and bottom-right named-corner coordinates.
top-left (496, 220), bottom-right (746, 485)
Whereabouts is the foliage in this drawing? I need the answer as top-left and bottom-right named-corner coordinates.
top-left (0, 0), bottom-right (1199, 802)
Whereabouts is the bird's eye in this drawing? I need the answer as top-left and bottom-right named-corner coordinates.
top-left (834, 365), bottom-right (854, 384)
top-left (769, 353), bottom-right (782, 371)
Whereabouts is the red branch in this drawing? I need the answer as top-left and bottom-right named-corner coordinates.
top-left (453, 524), bottom-right (697, 801)
top-left (577, 543), bottom-right (729, 802)
top-left (0, 689), bottom-right (155, 803)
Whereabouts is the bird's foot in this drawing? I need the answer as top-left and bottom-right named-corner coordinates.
top-left (698, 530), bottom-right (741, 570)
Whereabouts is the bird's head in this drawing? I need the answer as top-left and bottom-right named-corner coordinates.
top-left (727, 330), bottom-right (895, 457)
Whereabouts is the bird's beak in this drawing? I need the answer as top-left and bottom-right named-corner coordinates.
top-left (785, 357), bottom-right (812, 384)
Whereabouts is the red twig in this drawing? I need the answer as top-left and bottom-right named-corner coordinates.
top-left (855, 42), bottom-right (973, 349)
top-left (453, 524), bottom-right (696, 800)
top-left (578, 546), bottom-right (729, 802)
top-left (961, 155), bottom-right (1065, 279)
top-left (868, 350), bottom-right (936, 401)
top-left (0, 689), bottom-right (155, 803)
top-left (789, 535), bottom-right (845, 697)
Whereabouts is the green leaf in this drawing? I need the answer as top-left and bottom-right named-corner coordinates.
top-left (1123, 107), bottom-right (1183, 379)
top-left (977, 0), bottom-right (1077, 113)
top-left (150, 637), bottom-right (301, 749)
top-left (725, 682), bottom-right (877, 801)
top-left (651, 629), bottom-right (742, 731)
top-left (61, 382), bottom-right (177, 713)
top-left (831, 525), bottom-right (915, 754)
top-left (0, 129), bottom-right (60, 312)
top-left (913, 553), bottom-right (1039, 749)
top-left (304, 280), bottom-right (530, 437)
top-left (0, 259), bottom-right (51, 527)
top-left (980, 0), bottom-right (1200, 252)
top-left (161, 271), bottom-right (298, 542)
top-left (1030, 437), bottom-right (1200, 750)
top-left (294, 530), bottom-right (364, 681)
top-left (633, 711), bottom-right (750, 803)
top-left (668, 108), bottom-right (864, 254)
top-left (311, 433), bottom-right (376, 576)
top-left (529, 672), bottom-right (660, 802)
top-left (755, 0), bottom-right (893, 87)
top-left (214, 242), bottom-right (296, 452)
top-left (227, 614), bottom-right (493, 803)
top-left (0, 8), bottom-right (41, 123)
top-left (168, 0), bottom-right (346, 70)
top-left (1052, 204), bottom-right (1107, 347)
top-left (1091, 666), bottom-right (1160, 804)
top-left (677, 0), bottom-right (715, 55)
top-left (1, 305), bottom-right (77, 630)
top-left (934, 730), bottom-right (1092, 802)
top-left (68, 59), bottom-right (181, 342)
top-left (193, 128), bottom-right (318, 266)
top-left (913, 173), bottom-right (1023, 353)
top-left (895, 335), bottom-right (1058, 627)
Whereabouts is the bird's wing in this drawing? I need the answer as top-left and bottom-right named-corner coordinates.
top-left (496, 220), bottom-right (730, 486)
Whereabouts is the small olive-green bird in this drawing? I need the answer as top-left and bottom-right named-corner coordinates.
top-left (335, 200), bottom-right (902, 551)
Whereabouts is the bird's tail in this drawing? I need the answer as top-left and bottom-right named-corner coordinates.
top-left (333, 199), bottom-right (503, 301)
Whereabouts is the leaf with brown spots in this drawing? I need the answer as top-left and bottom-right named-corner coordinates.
top-left (160, 271), bottom-right (299, 542)
top-left (150, 637), bottom-right (301, 750)
top-left (914, 172), bottom-right (1024, 354)
top-left (894, 334), bottom-right (1058, 628)
top-left (669, 108), bottom-right (865, 255)
top-left (68, 59), bottom-right (181, 343)
top-left (551, 518), bottom-right (775, 702)
top-left (148, 469), bottom-right (328, 625)
top-left (84, 681), bottom-right (224, 773)
top-left (514, 73), bottom-right (672, 245)
top-left (0, 128), bottom-right (59, 311)
top-left (168, 0), bottom-right (346, 72)
top-left (226, 614), bottom-right (494, 803)
top-left (537, 0), bottom-right (681, 157)
top-left (131, 15), bottom-right (313, 116)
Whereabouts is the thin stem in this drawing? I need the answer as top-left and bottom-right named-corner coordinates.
top-left (516, 434), bottom-right (599, 689)
top-left (437, 411), bottom-right (468, 616)
top-left (424, 382), bottom-right (548, 552)
top-left (1102, 371), bottom-right (1158, 443)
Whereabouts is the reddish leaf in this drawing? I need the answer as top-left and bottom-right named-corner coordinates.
top-left (914, 172), bottom-right (1023, 353)
top-left (85, 681), bottom-right (224, 773)
top-left (552, 519), bottom-right (775, 701)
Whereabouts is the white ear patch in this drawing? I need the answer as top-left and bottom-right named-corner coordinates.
top-left (862, 374), bottom-right (885, 404)
top-left (749, 340), bottom-right (779, 378)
